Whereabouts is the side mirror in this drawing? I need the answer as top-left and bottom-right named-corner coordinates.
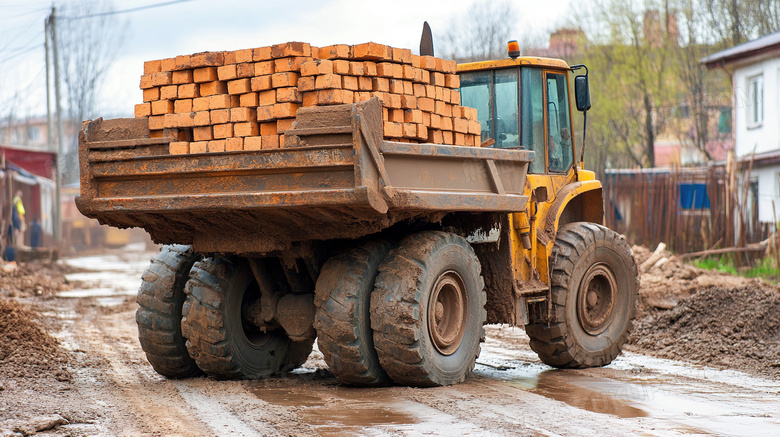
top-left (574, 75), bottom-right (591, 112)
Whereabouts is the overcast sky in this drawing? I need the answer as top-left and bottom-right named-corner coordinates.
top-left (0, 0), bottom-right (572, 120)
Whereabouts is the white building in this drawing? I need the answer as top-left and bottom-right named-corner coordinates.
top-left (703, 31), bottom-right (780, 223)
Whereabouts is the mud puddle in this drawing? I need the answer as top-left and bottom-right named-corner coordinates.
top-left (59, 243), bottom-right (151, 299)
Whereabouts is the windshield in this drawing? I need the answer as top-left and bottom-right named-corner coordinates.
top-left (460, 69), bottom-right (519, 149)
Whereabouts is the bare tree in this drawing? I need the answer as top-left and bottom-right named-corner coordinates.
top-left (55, 0), bottom-right (126, 183)
top-left (440, 0), bottom-right (522, 62)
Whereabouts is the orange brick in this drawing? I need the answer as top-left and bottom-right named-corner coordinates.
top-left (273, 103), bottom-right (299, 118)
top-left (402, 65), bottom-right (415, 80)
top-left (442, 59), bottom-right (457, 74)
top-left (174, 99), bottom-right (193, 113)
top-left (435, 100), bottom-right (452, 117)
top-left (389, 108), bottom-right (404, 123)
top-left (227, 78), bottom-right (251, 95)
top-left (151, 100), bottom-right (174, 115)
top-left (256, 106), bottom-right (274, 122)
top-left (233, 63), bottom-right (253, 78)
top-left (422, 111), bottom-right (431, 126)
top-left (175, 55), bottom-right (191, 70)
top-left (387, 93), bottom-right (402, 109)
top-left (254, 61), bottom-right (274, 76)
top-left (445, 74), bottom-right (460, 88)
top-left (318, 44), bottom-right (350, 59)
top-left (251, 75), bottom-right (272, 92)
top-left (210, 109), bottom-right (230, 124)
top-left (442, 87), bottom-right (451, 102)
top-left (276, 87), bottom-right (301, 103)
top-left (348, 62), bottom-right (365, 76)
top-left (427, 129), bottom-right (443, 144)
top-left (318, 89), bottom-right (353, 105)
top-left (193, 67), bottom-right (218, 83)
top-left (357, 76), bottom-right (373, 91)
top-left (171, 70), bottom-right (191, 85)
top-left (253, 46), bottom-right (272, 61)
top-left (213, 123), bottom-right (233, 139)
top-left (454, 132), bottom-right (466, 145)
top-left (442, 130), bottom-right (453, 144)
top-left (383, 121), bottom-right (402, 137)
top-left (193, 126), bottom-right (213, 141)
top-left (234, 92), bottom-right (255, 107)
top-left (193, 111), bottom-right (211, 126)
top-left (159, 57), bottom-right (175, 71)
top-left (298, 76), bottom-right (316, 92)
top-left (363, 62), bottom-right (377, 76)
top-left (465, 134), bottom-right (475, 147)
top-left (271, 42), bottom-right (311, 58)
top-left (261, 135), bottom-right (280, 149)
top-left (134, 103), bottom-right (151, 118)
top-left (144, 59), bottom-right (162, 74)
top-left (331, 60), bottom-right (348, 75)
top-left (169, 141), bottom-right (188, 154)
top-left (389, 79), bottom-right (404, 94)
top-left (315, 74), bottom-right (342, 90)
top-left (420, 70), bottom-right (431, 84)
top-left (230, 107), bottom-right (256, 122)
top-left (418, 97), bottom-right (434, 112)
top-left (260, 122), bottom-right (277, 136)
top-left (302, 92), bottom-right (317, 106)
top-left (234, 122), bottom-right (259, 137)
top-left (178, 83), bottom-right (199, 99)
top-left (217, 64), bottom-right (237, 81)
top-left (200, 81), bottom-right (227, 96)
top-left (392, 47), bottom-right (413, 64)
top-left (401, 95), bottom-right (417, 109)
top-left (274, 56), bottom-right (307, 72)
top-left (208, 139), bottom-right (226, 152)
top-left (450, 90), bottom-right (461, 105)
top-left (430, 113), bottom-right (442, 129)
top-left (149, 71), bottom-right (172, 87)
top-left (160, 85), bottom-right (178, 100)
top-left (190, 141), bottom-right (208, 153)
top-left (192, 97), bottom-right (210, 112)
top-left (402, 123), bottom-right (417, 138)
top-left (271, 72), bottom-right (299, 88)
top-left (257, 90), bottom-right (276, 106)
top-left (425, 85), bottom-right (435, 98)
top-left (404, 109), bottom-right (423, 124)
top-left (372, 77), bottom-right (389, 92)
top-left (355, 91), bottom-right (372, 102)
top-left (420, 55), bottom-right (437, 70)
top-left (441, 116), bottom-right (453, 131)
top-left (148, 116), bottom-right (164, 130)
top-left (190, 51), bottom-right (224, 68)
top-left (468, 120), bottom-right (481, 135)
top-left (342, 76), bottom-right (358, 91)
top-left (163, 113), bottom-right (178, 128)
top-left (143, 87), bottom-right (160, 102)
top-left (244, 136), bottom-right (263, 150)
top-left (225, 137), bottom-right (244, 151)
top-left (178, 112), bottom-right (196, 128)
top-left (432, 72), bottom-right (445, 87)
top-left (276, 118), bottom-right (295, 134)
top-left (234, 48), bottom-right (253, 64)
top-left (453, 118), bottom-right (469, 134)
top-left (350, 42), bottom-right (391, 61)
top-left (434, 86), bottom-right (444, 101)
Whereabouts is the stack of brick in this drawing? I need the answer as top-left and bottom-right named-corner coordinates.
top-left (135, 41), bottom-right (481, 155)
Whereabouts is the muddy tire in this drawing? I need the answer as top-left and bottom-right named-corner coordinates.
top-left (526, 222), bottom-right (638, 368)
top-left (136, 245), bottom-right (202, 378)
top-left (314, 240), bottom-right (393, 386)
top-left (371, 231), bottom-right (486, 387)
top-left (181, 256), bottom-right (290, 379)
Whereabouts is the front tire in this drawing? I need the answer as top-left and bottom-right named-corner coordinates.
top-left (181, 256), bottom-right (290, 379)
top-left (136, 245), bottom-right (202, 378)
top-left (371, 231), bottom-right (486, 387)
top-left (526, 222), bottom-right (638, 368)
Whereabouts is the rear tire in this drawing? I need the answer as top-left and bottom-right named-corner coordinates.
top-left (181, 256), bottom-right (290, 379)
top-left (136, 245), bottom-right (202, 378)
top-left (371, 231), bottom-right (486, 387)
top-left (526, 222), bottom-right (638, 368)
top-left (314, 240), bottom-right (393, 386)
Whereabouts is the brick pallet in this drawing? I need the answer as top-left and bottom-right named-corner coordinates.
top-left (134, 41), bottom-right (481, 154)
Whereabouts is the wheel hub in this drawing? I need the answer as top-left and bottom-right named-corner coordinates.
top-left (577, 263), bottom-right (618, 335)
top-left (428, 271), bottom-right (468, 355)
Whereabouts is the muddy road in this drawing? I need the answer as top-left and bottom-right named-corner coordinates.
top-left (2, 245), bottom-right (780, 436)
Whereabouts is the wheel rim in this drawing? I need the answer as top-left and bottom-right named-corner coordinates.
top-left (427, 270), bottom-right (468, 356)
top-left (240, 278), bottom-right (272, 348)
top-left (577, 263), bottom-right (618, 335)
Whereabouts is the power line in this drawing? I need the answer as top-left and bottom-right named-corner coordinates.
top-left (61, 0), bottom-right (194, 20)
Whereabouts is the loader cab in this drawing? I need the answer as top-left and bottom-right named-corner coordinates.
top-left (457, 59), bottom-right (576, 175)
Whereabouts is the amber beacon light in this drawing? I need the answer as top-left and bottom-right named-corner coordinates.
top-left (507, 40), bottom-right (520, 59)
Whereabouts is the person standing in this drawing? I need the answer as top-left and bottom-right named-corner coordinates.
top-left (11, 190), bottom-right (25, 246)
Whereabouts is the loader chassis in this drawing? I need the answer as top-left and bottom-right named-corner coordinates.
top-left (77, 59), bottom-right (637, 387)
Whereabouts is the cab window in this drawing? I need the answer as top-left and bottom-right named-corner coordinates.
top-left (546, 73), bottom-right (573, 172)
top-left (521, 68), bottom-right (546, 173)
top-left (460, 69), bottom-right (519, 148)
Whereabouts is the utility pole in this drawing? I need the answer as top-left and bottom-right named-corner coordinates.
top-left (49, 7), bottom-right (64, 243)
top-left (44, 19), bottom-right (53, 150)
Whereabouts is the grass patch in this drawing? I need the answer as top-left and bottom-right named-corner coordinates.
top-left (693, 255), bottom-right (780, 282)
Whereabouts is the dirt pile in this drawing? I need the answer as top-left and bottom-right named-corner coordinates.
top-left (0, 261), bottom-right (82, 298)
top-left (628, 244), bottom-right (780, 377)
top-left (0, 298), bottom-right (69, 380)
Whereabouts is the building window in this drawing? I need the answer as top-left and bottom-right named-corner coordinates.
top-left (748, 75), bottom-right (763, 128)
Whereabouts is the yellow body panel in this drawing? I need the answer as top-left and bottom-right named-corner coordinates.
top-left (457, 57), bottom-right (570, 72)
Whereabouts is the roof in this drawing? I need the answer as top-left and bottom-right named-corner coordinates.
top-left (457, 56), bottom-right (570, 73)
top-left (701, 31), bottom-right (780, 67)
